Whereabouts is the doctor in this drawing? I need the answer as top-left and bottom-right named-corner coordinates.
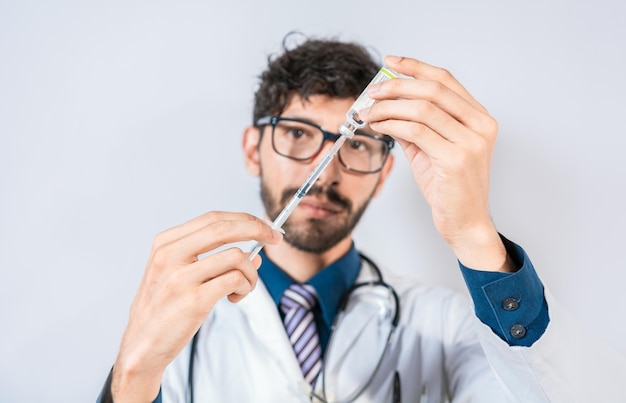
top-left (98, 37), bottom-right (622, 402)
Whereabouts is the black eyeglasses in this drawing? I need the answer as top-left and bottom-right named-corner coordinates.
top-left (256, 116), bottom-right (395, 174)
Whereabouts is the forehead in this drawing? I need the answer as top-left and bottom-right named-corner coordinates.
top-left (282, 94), bottom-right (380, 135)
top-left (283, 94), bottom-right (353, 117)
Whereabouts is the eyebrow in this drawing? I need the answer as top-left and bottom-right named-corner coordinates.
top-left (279, 114), bottom-right (324, 127)
top-left (279, 114), bottom-right (382, 137)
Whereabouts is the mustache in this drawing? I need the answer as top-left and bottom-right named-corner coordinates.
top-left (280, 185), bottom-right (352, 211)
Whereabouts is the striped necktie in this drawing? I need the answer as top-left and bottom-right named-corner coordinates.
top-left (280, 283), bottom-right (323, 386)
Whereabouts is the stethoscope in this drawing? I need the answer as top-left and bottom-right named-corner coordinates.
top-left (187, 253), bottom-right (401, 403)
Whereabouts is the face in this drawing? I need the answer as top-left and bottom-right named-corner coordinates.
top-left (243, 95), bottom-right (394, 254)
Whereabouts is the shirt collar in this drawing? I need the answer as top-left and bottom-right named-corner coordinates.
top-left (258, 245), bottom-right (361, 328)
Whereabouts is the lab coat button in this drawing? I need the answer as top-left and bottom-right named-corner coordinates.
top-left (510, 324), bottom-right (527, 338)
top-left (502, 298), bottom-right (519, 311)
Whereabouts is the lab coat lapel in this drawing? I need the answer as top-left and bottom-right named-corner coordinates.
top-left (238, 280), bottom-right (304, 383)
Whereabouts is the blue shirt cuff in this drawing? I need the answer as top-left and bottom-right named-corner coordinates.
top-left (96, 367), bottom-right (162, 403)
top-left (459, 235), bottom-right (549, 347)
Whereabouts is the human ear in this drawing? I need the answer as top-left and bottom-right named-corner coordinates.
top-left (242, 126), bottom-right (262, 176)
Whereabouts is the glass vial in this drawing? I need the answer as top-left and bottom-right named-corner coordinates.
top-left (339, 66), bottom-right (399, 137)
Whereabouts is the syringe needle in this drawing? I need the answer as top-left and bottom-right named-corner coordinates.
top-left (248, 135), bottom-right (349, 261)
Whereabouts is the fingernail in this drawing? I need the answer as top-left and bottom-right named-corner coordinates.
top-left (367, 83), bottom-right (381, 95)
top-left (359, 107), bottom-right (371, 119)
top-left (386, 55), bottom-right (403, 63)
top-left (263, 219), bottom-right (284, 234)
top-left (272, 228), bottom-right (285, 239)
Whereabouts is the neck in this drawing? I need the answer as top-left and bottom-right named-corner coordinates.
top-left (263, 236), bottom-right (353, 283)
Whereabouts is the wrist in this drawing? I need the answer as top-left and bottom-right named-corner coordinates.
top-left (447, 222), bottom-right (514, 272)
top-left (112, 351), bottom-right (164, 403)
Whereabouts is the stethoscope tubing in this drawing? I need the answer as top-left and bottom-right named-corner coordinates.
top-left (187, 253), bottom-right (400, 403)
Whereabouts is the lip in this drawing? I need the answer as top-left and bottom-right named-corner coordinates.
top-left (297, 197), bottom-right (344, 219)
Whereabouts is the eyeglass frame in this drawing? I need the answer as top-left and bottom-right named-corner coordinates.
top-left (255, 115), bottom-right (395, 174)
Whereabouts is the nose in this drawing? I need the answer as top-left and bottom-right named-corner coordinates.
top-left (312, 139), bottom-right (343, 186)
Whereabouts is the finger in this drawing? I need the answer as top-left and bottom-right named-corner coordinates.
top-left (197, 269), bottom-right (256, 307)
top-left (366, 77), bottom-right (495, 136)
top-left (166, 218), bottom-right (283, 263)
top-left (394, 137), bottom-right (422, 162)
top-left (383, 55), bottom-right (489, 114)
top-left (153, 211), bottom-right (268, 248)
top-left (187, 247), bottom-right (259, 286)
top-left (363, 98), bottom-right (478, 144)
top-left (368, 118), bottom-right (454, 160)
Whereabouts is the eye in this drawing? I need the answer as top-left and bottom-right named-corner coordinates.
top-left (279, 122), bottom-right (317, 141)
top-left (287, 128), bottom-right (307, 139)
top-left (348, 139), bottom-right (369, 152)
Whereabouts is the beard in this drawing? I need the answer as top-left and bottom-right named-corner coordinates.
top-left (260, 179), bottom-right (373, 254)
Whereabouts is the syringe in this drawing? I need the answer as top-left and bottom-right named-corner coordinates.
top-left (248, 65), bottom-right (399, 260)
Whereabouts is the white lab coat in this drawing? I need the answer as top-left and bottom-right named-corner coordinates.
top-left (160, 260), bottom-right (624, 402)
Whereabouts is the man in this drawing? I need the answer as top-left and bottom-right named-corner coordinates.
top-left (98, 37), bottom-right (619, 402)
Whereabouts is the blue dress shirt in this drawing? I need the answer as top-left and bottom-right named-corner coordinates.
top-left (258, 247), bottom-right (360, 352)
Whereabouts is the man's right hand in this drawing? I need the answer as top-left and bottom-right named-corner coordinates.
top-left (110, 211), bottom-right (283, 403)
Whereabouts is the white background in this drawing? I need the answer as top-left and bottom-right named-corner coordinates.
top-left (1, 1), bottom-right (625, 401)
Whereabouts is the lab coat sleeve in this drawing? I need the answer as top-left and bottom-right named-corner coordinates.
top-left (459, 238), bottom-right (626, 401)
top-left (473, 289), bottom-right (626, 402)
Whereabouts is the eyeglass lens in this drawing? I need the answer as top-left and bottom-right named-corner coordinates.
top-left (271, 120), bottom-right (388, 173)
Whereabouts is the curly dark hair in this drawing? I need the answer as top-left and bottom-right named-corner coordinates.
top-left (252, 34), bottom-right (380, 125)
